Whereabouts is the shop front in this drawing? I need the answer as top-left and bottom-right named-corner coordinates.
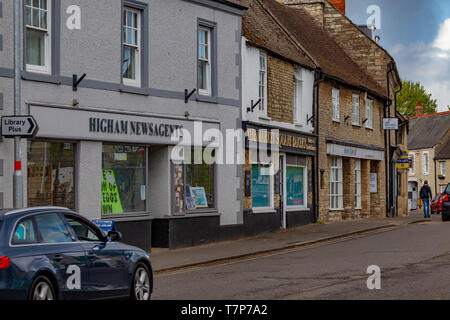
top-left (243, 123), bottom-right (317, 229)
top-left (27, 103), bottom-right (220, 251)
top-left (325, 139), bottom-right (385, 220)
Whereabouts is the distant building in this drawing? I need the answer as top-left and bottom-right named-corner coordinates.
top-left (408, 109), bottom-right (450, 210)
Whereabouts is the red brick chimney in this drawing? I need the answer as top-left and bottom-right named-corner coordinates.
top-left (329, 0), bottom-right (345, 14)
top-left (415, 102), bottom-right (424, 117)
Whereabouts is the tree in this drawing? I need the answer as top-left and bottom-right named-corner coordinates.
top-left (397, 80), bottom-right (438, 117)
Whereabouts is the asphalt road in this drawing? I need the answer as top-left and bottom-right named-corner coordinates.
top-left (153, 219), bottom-right (450, 300)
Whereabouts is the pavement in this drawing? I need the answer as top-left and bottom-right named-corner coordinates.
top-left (150, 211), bottom-right (435, 273)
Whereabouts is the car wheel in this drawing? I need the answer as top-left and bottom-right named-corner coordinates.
top-left (29, 276), bottom-right (56, 300)
top-left (131, 263), bottom-right (152, 300)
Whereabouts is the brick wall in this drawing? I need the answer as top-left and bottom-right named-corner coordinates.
top-left (267, 55), bottom-right (295, 124)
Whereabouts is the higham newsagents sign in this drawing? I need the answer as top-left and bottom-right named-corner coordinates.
top-left (29, 104), bottom-right (219, 145)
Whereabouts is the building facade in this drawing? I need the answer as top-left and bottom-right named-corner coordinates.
top-left (408, 111), bottom-right (450, 210)
top-left (279, 0), bottom-right (407, 218)
top-left (240, 0), bottom-right (318, 230)
top-left (0, 0), bottom-right (247, 250)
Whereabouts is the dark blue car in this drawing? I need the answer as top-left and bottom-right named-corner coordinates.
top-left (0, 207), bottom-right (153, 300)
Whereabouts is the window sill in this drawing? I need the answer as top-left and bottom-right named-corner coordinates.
top-left (172, 211), bottom-right (220, 218)
top-left (352, 124), bottom-right (361, 128)
top-left (258, 116), bottom-right (272, 122)
top-left (365, 127), bottom-right (374, 131)
top-left (332, 120), bottom-right (341, 124)
top-left (286, 206), bottom-right (308, 212)
top-left (252, 208), bottom-right (276, 214)
top-left (22, 71), bottom-right (61, 85)
top-left (119, 84), bottom-right (149, 96)
top-left (329, 208), bottom-right (344, 211)
top-left (196, 95), bottom-right (218, 104)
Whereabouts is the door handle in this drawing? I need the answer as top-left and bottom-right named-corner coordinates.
top-left (53, 255), bottom-right (63, 262)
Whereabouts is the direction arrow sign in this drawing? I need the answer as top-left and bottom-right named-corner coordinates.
top-left (1, 116), bottom-right (39, 138)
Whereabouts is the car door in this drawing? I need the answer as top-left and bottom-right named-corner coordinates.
top-left (62, 214), bottom-right (127, 299)
top-left (443, 184), bottom-right (450, 219)
top-left (32, 212), bottom-right (89, 300)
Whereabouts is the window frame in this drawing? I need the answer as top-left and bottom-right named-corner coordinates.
top-left (332, 88), bottom-right (340, 123)
top-left (258, 51), bottom-right (268, 115)
top-left (63, 214), bottom-right (105, 242)
top-left (355, 159), bottom-right (362, 209)
top-left (197, 26), bottom-right (211, 96)
top-left (330, 157), bottom-right (343, 210)
top-left (439, 162), bottom-right (446, 176)
top-left (423, 151), bottom-right (430, 175)
top-left (11, 216), bottom-right (39, 246)
top-left (122, 6), bottom-right (142, 88)
top-left (285, 162), bottom-right (308, 211)
top-left (409, 153), bottom-right (415, 175)
top-left (365, 98), bottom-right (374, 129)
top-left (251, 163), bottom-right (275, 211)
top-left (25, 0), bottom-right (52, 74)
top-left (293, 70), bottom-right (304, 126)
top-left (352, 94), bottom-right (360, 126)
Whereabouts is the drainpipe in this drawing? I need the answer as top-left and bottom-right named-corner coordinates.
top-left (313, 67), bottom-right (324, 223)
top-left (386, 65), bottom-right (395, 217)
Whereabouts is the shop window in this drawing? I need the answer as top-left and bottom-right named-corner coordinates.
top-left (355, 159), bottom-right (362, 209)
top-left (102, 145), bottom-right (147, 215)
top-left (252, 164), bottom-right (273, 209)
top-left (330, 157), bottom-right (343, 210)
top-left (286, 155), bottom-right (307, 208)
top-left (27, 141), bottom-right (75, 209)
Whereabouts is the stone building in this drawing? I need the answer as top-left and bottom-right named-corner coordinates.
top-left (240, 0), bottom-right (318, 230)
top-left (408, 110), bottom-right (450, 210)
top-left (259, 0), bottom-right (392, 222)
top-left (278, 0), bottom-right (407, 217)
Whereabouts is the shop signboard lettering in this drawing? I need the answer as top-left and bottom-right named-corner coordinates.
top-left (101, 170), bottom-right (123, 214)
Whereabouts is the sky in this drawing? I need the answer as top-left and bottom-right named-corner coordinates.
top-left (346, 0), bottom-right (450, 112)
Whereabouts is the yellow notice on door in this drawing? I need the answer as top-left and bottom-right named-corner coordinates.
top-left (101, 169), bottom-right (123, 214)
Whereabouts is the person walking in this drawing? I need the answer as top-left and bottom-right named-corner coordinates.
top-left (420, 181), bottom-right (433, 218)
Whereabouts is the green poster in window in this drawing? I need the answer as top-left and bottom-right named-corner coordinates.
top-left (101, 169), bottom-right (124, 214)
top-left (286, 167), bottom-right (304, 207)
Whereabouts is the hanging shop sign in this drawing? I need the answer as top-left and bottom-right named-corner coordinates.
top-left (396, 149), bottom-right (409, 169)
top-left (383, 118), bottom-right (399, 130)
top-left (245, 123), bottom-right (316, 156)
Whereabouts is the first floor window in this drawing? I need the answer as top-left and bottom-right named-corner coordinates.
top-left (365, 98), bottom-right (373, 129)
top-left (27, 141), bottom-right (75, 209)
top-left (252, 163), bottom-right (273, 209)
top-left (123, 7), bottom-right (141, 86)
top-left (293, 71), bottom-right (303, 125)
top-left (259, 52), bottom-right (267, 113)
top-left (330, 157), bottom-right (343, 209)
top-left (355, 159), bottom-right (362, 209)
top-left (440, 185), bottom-right (447, 194)
top-left (423, 152), bottom-right (429, 175)
top-left (440, 162), bottom-right (446, 176)
top-left (198, 27), bottom-right (212, 95)
top-left (332, 88), bottom-right (340, 122)
top-left (352, 94), bottom-right (360, 125)
top-left (409, 154), bottom-right (415, 175)
top-left (25, 0), bottom-right (51, 73)
top-left (102, 145), bottom-right (146, 214)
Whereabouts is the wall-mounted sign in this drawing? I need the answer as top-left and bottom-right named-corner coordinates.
top-left (1, 116), bottom-right (39, 138)
top-left (370, 173), bottom-right (378, 194)
top-left (396, 149), bottom-right (409, 169)
top-left (327, 143), bottom-right (384, 161)
top-left (383, 118), bottom-right (399, 130)
top-left (245, 123), bottom-right (316, 156)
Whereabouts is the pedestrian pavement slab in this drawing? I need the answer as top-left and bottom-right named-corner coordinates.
top-left (150, 214), bottom-right (432, 272)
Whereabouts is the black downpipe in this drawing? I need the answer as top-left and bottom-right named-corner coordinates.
top-left (386, 67), bottom-right (395, 216)
top-left (313, 68), bottom-right (323, 223)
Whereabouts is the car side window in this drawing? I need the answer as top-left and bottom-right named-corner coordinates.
top-left (65, 216), bottom-right (101, 242)
top-left (12, 218), bottom-right (37, 245)
top-left (34, 213), bottom-right (73, 244)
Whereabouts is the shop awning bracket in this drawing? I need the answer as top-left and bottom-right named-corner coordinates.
top-left (247, 99), bottom-right (261, 113)
top-left (185, 89), bottom-right (196, 103)
top-left (73, 74), bottom-right (87, 91)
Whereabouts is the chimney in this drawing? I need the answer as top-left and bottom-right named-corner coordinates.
top-left (329, 0), bottom-right (345, 15)
top-left (415, 102), bottom-right (424, 117)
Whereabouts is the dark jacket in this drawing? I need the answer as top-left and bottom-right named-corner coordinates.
top-left (420, 185), bottom-right (433, 200)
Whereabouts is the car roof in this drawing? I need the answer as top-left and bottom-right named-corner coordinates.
top-left (0, 207), bottom-right (72, 218)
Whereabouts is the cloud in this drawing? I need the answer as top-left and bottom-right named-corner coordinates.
top-left (391, 18), bottom-right (450, 111)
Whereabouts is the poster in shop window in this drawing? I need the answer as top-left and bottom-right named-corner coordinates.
top-left (101, 170), bottom-right (124, 214)
top-left (189, 187), bottom-right (209, 208)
